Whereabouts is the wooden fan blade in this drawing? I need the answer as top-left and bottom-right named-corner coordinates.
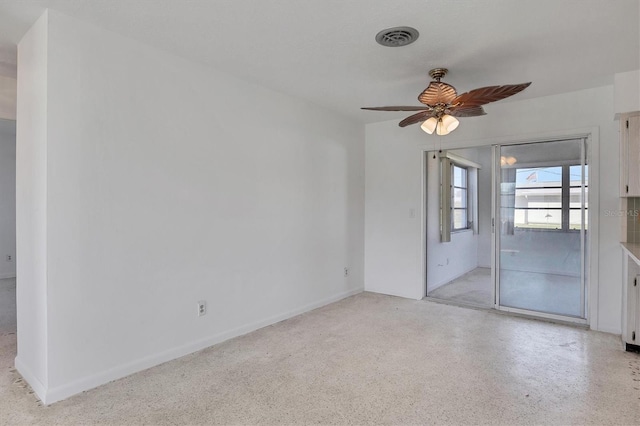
top-left (418, 82), bottom-right (458, 106)
top-left (399, 111), bottom-right (432, 127)
top-left (449, 105), bottom-right (486, 117)
top-left (361, 106), bottom-right (430, 111)
top-left (453, 82), bottom-right (531, 107)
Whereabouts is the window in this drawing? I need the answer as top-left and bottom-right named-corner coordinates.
top-left (569, 165), bottom-right (589, 230)
top-left (451, 164), bottom-right (469, 231)
top-left (440, 153), bottom-right (480, 242)
top-left (511, 164), bottom-right (588, 231)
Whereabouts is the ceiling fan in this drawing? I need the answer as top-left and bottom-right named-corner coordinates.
top-left (362, 68), bottom-right (531, 135)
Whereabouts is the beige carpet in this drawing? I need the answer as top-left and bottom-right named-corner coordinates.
top-left (1, 292), bottom-right (640, 425)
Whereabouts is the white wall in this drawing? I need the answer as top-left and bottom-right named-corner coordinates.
top-left (17, 10), bottom-right (365, 404)
top-left (15, 11), bottom-right (49, 398)
top-left (364, 124), bottom-right (422, 299)
top-left (0, 119), bottom-right (16, 278)
top-left (614, 70), bottom-right (640, 116)
top-left (365, 85), bottom-right (620, 333)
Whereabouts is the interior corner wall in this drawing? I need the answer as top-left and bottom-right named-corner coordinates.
top-left (0, 119), bottom-right (16, 279)
top-left (364, 85), bottom-right (621, 333)
top-left (17, 10), bottom-right (365, 404)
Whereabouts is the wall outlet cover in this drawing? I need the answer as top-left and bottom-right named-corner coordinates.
top-left (197, 300), bottom-right (206, 316)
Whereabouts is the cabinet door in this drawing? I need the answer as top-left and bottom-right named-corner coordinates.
top-left (621, 117), bottom-right (629, 196)
top-left (626, 273), bottom-right (638, 345)
top-left (626, 115), bottom-right (640, 196)
top-left (636, 275), bottom-right (640, 345)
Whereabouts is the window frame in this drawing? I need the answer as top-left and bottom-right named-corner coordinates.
top-left (451, 163), bottom-right (471, 232)
top-left (511, 163), bottom-right (588, 232)
top-left (440, 152), bottom-right (481, 243)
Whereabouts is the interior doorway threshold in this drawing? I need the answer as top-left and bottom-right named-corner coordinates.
top-left (424, 296), bottom-right (492, 311)
top-left (423, 296), bottom-right (589, 329)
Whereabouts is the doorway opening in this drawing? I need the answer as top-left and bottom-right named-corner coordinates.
top-left (425, 137), bottom-right (589, 323)
top-left (426, 146), bottom-right (493, 308)
top-left (496, 139), bottom-right (588, 318)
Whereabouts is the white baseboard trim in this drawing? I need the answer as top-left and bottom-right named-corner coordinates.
top-left (364, 287), bottom-right (422, 300)
top-left (0, 272), bottom-right (16, 279)
top-left (592, 324), bottom-right (621, 335)
top-left (41, 286), bottom-right (364, 405)
top-left (14, 356), bottom-right (47, 402)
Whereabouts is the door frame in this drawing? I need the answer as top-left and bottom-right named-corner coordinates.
top-left (421, 127), bottom-right (599, 327)
top-left (492, 138), bottom-right (589, 325)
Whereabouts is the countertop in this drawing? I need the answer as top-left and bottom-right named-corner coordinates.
top-left (621, 242), bottom-right (640, 265)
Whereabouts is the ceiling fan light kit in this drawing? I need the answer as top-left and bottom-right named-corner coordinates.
top-left (363, 67), bottom-right (531, 136)
top-left (421, 114), bottom-right (459, 135)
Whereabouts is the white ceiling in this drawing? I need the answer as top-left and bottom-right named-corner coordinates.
top-left (0, 0), bottom-right (638, 122)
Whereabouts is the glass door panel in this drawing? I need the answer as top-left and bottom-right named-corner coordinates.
top-left (497, 139), bottom-right (587, 318)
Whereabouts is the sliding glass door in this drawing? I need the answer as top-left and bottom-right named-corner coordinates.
top-left (495, 139), bottom-right (587, 319)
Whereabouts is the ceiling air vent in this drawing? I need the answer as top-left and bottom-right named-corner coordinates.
top-left (375, 26), bottom-right (419, 47)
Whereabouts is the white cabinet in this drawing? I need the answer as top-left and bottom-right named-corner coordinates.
top-left (622, 245), bottom-right (640, 351)
top-left (620, 113), bottom-right (640, 197)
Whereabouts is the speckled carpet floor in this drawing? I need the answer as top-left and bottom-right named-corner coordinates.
top-left (2, 291), bottom-right (640, 425)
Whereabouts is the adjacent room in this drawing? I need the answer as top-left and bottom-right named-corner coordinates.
top-left (426, 146), bottom-right (493, 308)
top-left (0, 0), bottom-right (639, 424)
top-left (426, 139), bottom-right (589, 319)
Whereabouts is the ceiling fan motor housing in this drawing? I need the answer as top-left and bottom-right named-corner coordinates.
top-left (428, 68), bottom-right (448, 81)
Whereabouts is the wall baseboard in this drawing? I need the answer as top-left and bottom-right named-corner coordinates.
top-left (593, 324), bottom-right (622, 334)
top-left (38, 286), bottom-right (363, 405)
top-left (14, 357), bottom-right (47, 401)
top-left (365, 287), bottom-right (423, 300)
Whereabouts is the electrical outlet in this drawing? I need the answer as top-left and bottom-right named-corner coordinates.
top-left (344, 267), bottom-right (349, 277)
top-left (197, 301), bottom-right (206, 317)
top-left (5, 255), bottom-right (11, 262)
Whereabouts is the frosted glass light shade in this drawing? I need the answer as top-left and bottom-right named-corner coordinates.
top-left (421, 117), bottom-right (438, 134)
top-left (422, 115), bottom-right (460, 135)
top-left (443, 114), bottom-right (459, 131)
top-left (437, 114), bottom-right (459, 135)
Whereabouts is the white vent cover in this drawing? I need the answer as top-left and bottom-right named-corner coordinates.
top-left (375, 27), bottom-right (419, 47)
